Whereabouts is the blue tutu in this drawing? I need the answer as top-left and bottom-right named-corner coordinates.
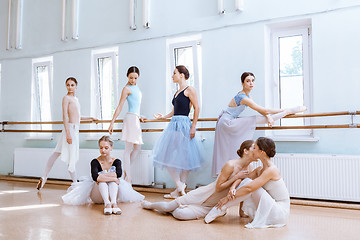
top-left (152, 115), bottom-right (204, 171)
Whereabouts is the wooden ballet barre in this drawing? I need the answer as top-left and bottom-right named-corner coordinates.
top-left (1, 123), bottom-right (359, 133)
top-left (1, 110), bottom-right (359, 126)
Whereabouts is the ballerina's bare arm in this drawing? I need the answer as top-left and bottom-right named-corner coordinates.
top-left (108, 86), bottom-right (131, 134)
top-left (185, 86), bottom-right (200, 139)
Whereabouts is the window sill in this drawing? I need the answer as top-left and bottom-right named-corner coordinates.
top-left (270, 136), bottom-right (319, 142)
top-left (26, 135), bottom-right (54, 141)
top-left (85, 135), bottom-right (121, 141)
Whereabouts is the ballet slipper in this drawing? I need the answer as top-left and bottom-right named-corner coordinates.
top-left (36, 177), bottom-right (46, 190)
top-left (104, 204), bottom-right (112, 215)
top-left (177, 183), bottom-right (187, 196)
top-left (111, 203), bottom-right (122, 215)
top-left (141, 200), bottom-right (152, 209)
top-left (287, 106), bottom-right (307, 115)
top-left (164, 189), bottom-right (181, 199)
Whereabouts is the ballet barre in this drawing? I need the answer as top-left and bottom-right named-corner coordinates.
top-left (1, 110), bottom-right (359, 133)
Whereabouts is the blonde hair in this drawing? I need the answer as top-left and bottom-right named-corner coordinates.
top-left (98, 135), bottom-right (113, 147)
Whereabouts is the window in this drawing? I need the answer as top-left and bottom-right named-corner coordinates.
top-left (167, 36), bottom-right (202, 117)
top-left (91, 47), bottom-right (118, 130)
top-left (267, 22), bottom-right (312, 139)
top-left (31, 57), bottom-right (53, 131)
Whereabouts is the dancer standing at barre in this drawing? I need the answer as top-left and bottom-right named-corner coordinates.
top-left (212, 72), bottom-right (306, 176)
top-left (109, 66), bottom-right (145, 183)
top-left (37, 77), bottom-right (96, 190)
top-left (152, 65), bottom-right (204, 198)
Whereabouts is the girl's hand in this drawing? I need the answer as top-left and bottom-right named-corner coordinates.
top-left (235, 170), bottom-right (249, 180)
top-left (228, 188), bottom-right (237, 200)
top-left (66, 134), bottom-right (72, 144)
top-left (190, 126), bottom-right (196, 139)
top-left (139, 116), bottom-right (146, 123)
top-left (266, 115), bottom-right (274, 128)
top-left (215, 196), bottom-right (230, 209)
top-left (91, 117), bottom-right (98, 123)
top-left (115, 178), bottom-right (120, 185)
top-left (108, 123), bottom-right (114, 135)
top-left (153, 113), bottom-right (165, 120)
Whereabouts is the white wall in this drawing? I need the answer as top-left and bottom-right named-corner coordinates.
top-left (1, 0), bottom-right (360, 188)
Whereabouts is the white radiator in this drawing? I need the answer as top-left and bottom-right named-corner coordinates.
top-left (253, 153), bottom-right (360, 202)
top-left (13, 148), bottom-right (154, 186)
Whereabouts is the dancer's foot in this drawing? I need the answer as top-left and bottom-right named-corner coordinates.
top-left (104, 204), bottom-right (112, 215)
top-left (286, 106), bottom-right (307, 115)
top-left (204, 207), bottom-right (227, 224)
top-left (164, 189), bottom-right (181, 199)
top-left (112, 204), bottom-right (122, 215)
top-left (141, 200), bottom-right (152, 209)
top-left (177, 183), bottom-right (187, 196)
top-left (36, 177), bottom-right (46, 190)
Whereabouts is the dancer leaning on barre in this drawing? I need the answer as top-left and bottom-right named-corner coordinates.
top-left (212, 72), bottom-right (306, 176)
top-left (205, 137), bottom-right (290, 229)
top-left (62, 136), bottom-right (144, 215)
top-left (152, 65), bottom-right (204, 199)
top-left (37, 77), bottom-right (97, 190)
top-left (142, 140), bottom-right (258, 220)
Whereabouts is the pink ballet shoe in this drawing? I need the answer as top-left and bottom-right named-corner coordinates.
top-left (204, 207), bottom-right (227, 224)
top-left (112, 207), bottom-right (122, 215)
top-left (104, 207), bottom-right (112, 215)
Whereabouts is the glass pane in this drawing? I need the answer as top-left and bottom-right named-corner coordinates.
top-left (97, 57), bottom-right (114, 129)
top-left (278, 35), bottom-right (304, 126)
top-left (36, 66), bottom-right (51, 130)
top-left (174, 46), bottom-right (195, 117)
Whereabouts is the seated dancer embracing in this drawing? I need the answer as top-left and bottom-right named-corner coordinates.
top-left (205, 137), bottom-right (290, 229)
top-left (142, 140), bottom-right (258, 220)
top-left (62, 136), bottom-right (144, 215)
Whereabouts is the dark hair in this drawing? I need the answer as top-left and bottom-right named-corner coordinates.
top-left (176, 65), bottom-right (190, 80)
top-left (98, 135), bottom-right (113, 147)
top-left (237, 140), bottom-right (254, 157)
top-left (256, 137), bottom-right (276, 158)
top-left (127, 66), bottom-right (140, 77)
top-left (240, 72), bottom-right (255, 83)
top-left (65, 77), bottom-right (78, 85)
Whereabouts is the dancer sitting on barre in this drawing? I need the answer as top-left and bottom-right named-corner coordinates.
top-left (152, 65), bottom-right (204, 199)
top-left (37, 77), bottom-right (96, 190)
top-left (109, 66), bottom-right (145, 183)
top-left (205, 137), bottom-right (290, 229)
top-left (212, 72), bottom-right (306, 176)
top-left (142, 140), bottom-right (257, 220)
top-left (62, 136), bottom-right (144, 215)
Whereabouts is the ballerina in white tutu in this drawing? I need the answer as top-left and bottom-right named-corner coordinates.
top-left (109, 66), bottom-right (145, 183)
top-left (142, 140), bottom-right (257, 220)
top-left (205, 137), bottom-right (290, 228)
top-left (37, 77), bottom-right (96, 190)
top-left (212, 72), bottom-right (306, 176)
top-left (62, 136), bottom-right (144, 215)
top-left (152, 65), bottom-right (204, 199)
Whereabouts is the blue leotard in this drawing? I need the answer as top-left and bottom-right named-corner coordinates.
top-left (126, 85), bottom-right (142, 115)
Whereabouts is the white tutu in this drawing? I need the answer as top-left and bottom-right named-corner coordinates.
top-left (62, 176), bottom-right (144, 205)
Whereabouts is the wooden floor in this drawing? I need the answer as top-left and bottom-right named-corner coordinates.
top-left (1, 180), bottom-right (359, 240)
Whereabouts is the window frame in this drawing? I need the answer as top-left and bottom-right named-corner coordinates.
top-left (31, 57), bottom-right (53, 132)
top-left (91, 48), bottom-right (119, 131)
top-left (267, 24), bottom-right (313, 139)
top-left (167, 38), bottom-right (202, 116)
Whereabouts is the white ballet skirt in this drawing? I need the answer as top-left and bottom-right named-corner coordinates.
top-left (62, 176), bottom-right (144, 205)
top-left (121, 113), bottom-right (143, 145)
top-left (54, 123), bottom-right (80, 173)
top-left (241, 178), bottom-right (290, 228)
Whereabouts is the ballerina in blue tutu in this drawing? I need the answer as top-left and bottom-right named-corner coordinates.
top-left (152, 65), bottom-right (204, 199)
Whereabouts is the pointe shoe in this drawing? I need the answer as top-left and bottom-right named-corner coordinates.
top-left (204, 207), bottom-right (227, 224)
top-left (164, 190), bottom-right (181, 199)
top-left (288, 106), bottom-right (307, 114)
top-left (141, 200), bottom-right (152, 209)
top-left (178, 183), bottom-right (187, 196)
top-left (112, 207), bottom-right (122, 215)
top-left (36, 177), bottom-right (46, 190)
top-left (104, 207), bottom-right (112, 215)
